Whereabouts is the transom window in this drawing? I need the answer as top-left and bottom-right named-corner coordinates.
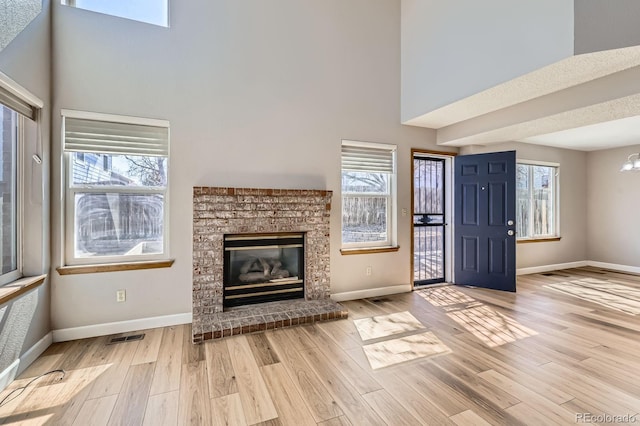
top-left (341, 141), bottom-right (397, 249)
top-left (63, 110), bottom-right (169, 264)
top-left (516, 162), bottom-right (559, 240)
top-left (61, 0), bottom-right (169, 27)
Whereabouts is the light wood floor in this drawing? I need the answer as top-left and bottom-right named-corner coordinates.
top-left (2, 266), bottom-right (640, 425)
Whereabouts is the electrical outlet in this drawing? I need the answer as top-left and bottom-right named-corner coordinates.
top-left (116, 289), bottom-right (126, 302)
top-left (366, 266), bottom-right (372, 276)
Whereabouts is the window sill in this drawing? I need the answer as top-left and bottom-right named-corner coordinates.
top-left (57, 259), bottom-right (175, 275)
top-left (517, 237), bottom-right (561, 244)
top-left (0, 275), bottom-right (47, 306)
top-left (340, 246), bottom-right (400, 255)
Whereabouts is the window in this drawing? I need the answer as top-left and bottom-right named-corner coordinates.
top-left (341, 141), bottom-right (396, 249)
top-left (516, 162), bottom-right (558, 240)
top-left (0, 104), bottom-right (20, 284)
top-left (0, 74), bottom-right (39, 285)
top-left (61, 0), bottom-right (169, 27)
top-left (63, 110), bottom-right (169, 264)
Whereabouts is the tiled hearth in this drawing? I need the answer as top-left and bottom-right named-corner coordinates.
top-left (192, 187), bottom-right (347, 343)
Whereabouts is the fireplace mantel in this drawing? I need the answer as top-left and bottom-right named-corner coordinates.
top-left (192, 187), bottom-right (346, 343)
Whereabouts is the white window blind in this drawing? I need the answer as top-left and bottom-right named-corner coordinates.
top-left (0, 86), bottom-right (37, 120)
top-left (341, 145), bottom-right (395, 173)
top-left (63, 116), bottom-right (169, 156)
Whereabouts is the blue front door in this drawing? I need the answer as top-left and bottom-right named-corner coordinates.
top-left (454, 151), bottom-right (516, 292)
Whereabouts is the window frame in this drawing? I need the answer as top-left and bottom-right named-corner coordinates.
top-left (61, 0), bottom-right (170, 28)
top-left (341, 140), bottom-right (397, 250)
top-left (0, 107), bottom-right (23, 286)
top-left (516, 159), bottom-right (560, 241)
top-left (62, 110), bottom-right (170, 266)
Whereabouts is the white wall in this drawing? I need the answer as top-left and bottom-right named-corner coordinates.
top-left (460, 142), bottom-right (588, 269)
top-left (575, 0), bottom-right (640, 55)
top-left (50, 0), bottom-right (452, 330)
top-left (401, 0), bottom-right (574, 122)
top-left (587, 145), bottom-right (640, 267)
top-left (0, 1), bottom-right (51, 376)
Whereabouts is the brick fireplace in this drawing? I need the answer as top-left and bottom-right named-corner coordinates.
top-left (192, 187), bottom-right (347, 343)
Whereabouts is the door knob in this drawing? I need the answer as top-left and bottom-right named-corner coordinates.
top-left (507, 230), bottom-right (514, 236)
top-left (507, 220), bottom-right (514, 226)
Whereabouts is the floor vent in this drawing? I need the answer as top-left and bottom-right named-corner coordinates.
top-left (108, 334), bottom-right (145, 345)
top-left (541, 272), bottom-right (569, 277)
top-left (369, 297), bottom-right (392, 304)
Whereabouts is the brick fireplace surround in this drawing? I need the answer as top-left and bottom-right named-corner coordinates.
top-left (192, 187), bottom-right (348, 343)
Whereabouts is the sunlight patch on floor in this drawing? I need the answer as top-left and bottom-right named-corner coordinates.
top-left (416, 286), bottom-right (475, 306)
top-left (362, 332), bottom-right (451, 370)
top-left (545, 278), bottom-right (640, 315)
top-left (353, 311), bottom-right (425, 341)
top-left (0, 365), bottom-right (110, 423)
top-left (417, 286), bottom-right (538, 348)
top-left (446, 305), bottom-right (538, 348)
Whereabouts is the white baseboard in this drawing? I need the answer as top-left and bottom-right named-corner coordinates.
top-left (516, 261), bottom-right (588, 276)
top-left (0, 331), bottom-right (53, 391)
top-left (18, 332), bottom-right (53, 375)
top-left (0, 359), bottom-right (19, 392)
top-left (587, 261), bottom-right (640, 275)
top-left (52, 312), bottom-right (192, 342)
top-left (331, 284), bottom-right (411, 302)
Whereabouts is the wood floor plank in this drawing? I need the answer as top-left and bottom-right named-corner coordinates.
top-left (204, 338), bottom-right (238, 399)
top-left (504, 402), bottom-right (562, 426)
top-left (87, 339), bottom-right (141, 399)
top-left (316, 416), bottom-right (353, 426)
top-left (431, 356), bottom-right (521, 410)
top-left (143, 391), bottom-right (179, 426)
top-left (226, 335), bottom-right (278, 424)
top-left (538, 361), bottom-right (640, 415)
top-left (450, 409), bottom-right (493, 426)
top-left (372, 369), bottom-right (454, 425)
top-left (42, 365), bottom-right (105, 425)
top-left (561, 397), bottom-right (614, 421)
top-left (251, 419), bottom-right (283, 426)
top-left (247, 333), bottom-right (280, 367)
top-left (72, 395), bottom-right (118, 426)
top-left (0, 379), bottom-right (56, 425)
top-left (181, 324), bottom-right (204, 364)
top-left (177, 361), bottom-right (212, 426)
top-left (442, 333), bottom-right (574, 405)
top-left (150, 325), bottom-right (184, 396)
top-left (299, 347), bottom-right (385, 425)
top-left (210, 393), bottom-right (247, 426)
top-left (15, 352), bottom-right (64, 381)
top-left (131, 328), bottom-right (164, 365)
top-left (315, 320), bottom-right (361, 351)
top-left (301, 324), bottom-right (382, 395)
top-left (265, 330), bottom-right (344, 423)
top-left (107, 362), bottom-right (154, 426)
top-left (361, 389), bottom-right (422, 426)
top-left (280, 325), bottom-right (316, 351)
top-left (260, 363), bottom-right (316, 426)
top-left (477, 369), bottom-right (576, 424)
top-left (414, 361), bottom-right (526, 425)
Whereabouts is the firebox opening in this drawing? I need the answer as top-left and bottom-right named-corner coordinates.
top-left (223, 233), bottom-right (305, 308)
